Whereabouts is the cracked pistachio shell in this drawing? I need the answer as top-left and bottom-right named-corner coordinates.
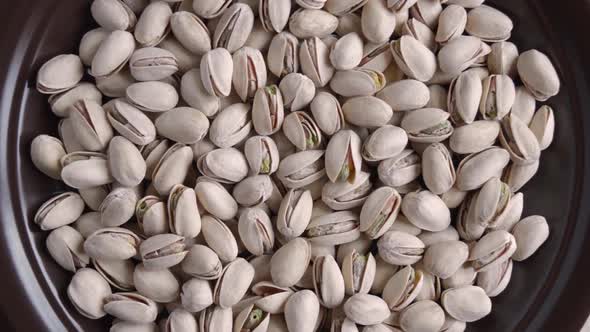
top-left (84, 227), bottom-right (141, 260)
top-left (466, 5), bottom-right (513, 42)
top-left (377, 79), bottom-right (429, 112)
top-left (267, 32), bottom-right (299, 77)
top-left (126, 81), bottom-right (179, 112)
top-left (46, 226), bottom-right (89, 272)
top-left (529, 105), bottom-right (555, 150)
top-left (244, 136), bottom-right (280, 175)
top-left (133, 263), bottom-right (179, 302)
top-left (96, 68), bottom-right (135, 98)
top-left (359, 43), bottom-right (392, 75)
top-left (49, 82), bottom-right (103, 117)
top-left (152, 143), bottom-right (193, 195)
top-left (344, 294), bottom-right (390, 325)
top-left (284, 290), bottom-right (320, 332)
top-left (435, 5), bottom-right (466, 44)
top-left (271, 237), bottom-right (311, 287)
top-left (325, 0), bottom-right (367, 16)
top-left (182, 244), bottom-right (223, 280)
top-left (476, 259), bottom-right (512, 297)
top-left (129, 47), bottom-right (178, 82)
top-left (390, 35), bottom-right (436, 82)
top-left (378, 230), bottom-right (425, 265)
top-left (330, 68), bottom-right (386, 97)
top-left (449, 120), bottom-right (500, 155)
top-left (141, 138), bottom-right (170, 181)
top-left (61, 152), bottom-right (113, 189)
top-left (455, 147), bottom-right (510, 191)
top-left (252, 85), bottom-right (285, 135)
top-left (423, 241), bottom-right (469, 279)
top-left (341, 249), bottom-right (376, 296)
top-left (360, 187), bottom-right (402, 239)
top-left (487, 41), bottom-right (519, 78)
top-left (193, 0), bottom-right (232, 18)
top-left (139, 233), bottom-right (188, 269)
top-left (197, 148), bottom-right (249, 184)
top-left (199, 305), bottom-right (233, 332)
top-left (399, 300), bottom-right (445, 332)
top-left (362, 126), bottom-right (408, 163)
top-left (79, 28), bottom-right (109, 66)
top-left (456, 192), bottom-right (486, 241)
top-left (104, 292), bottom-right (158, 323)
top-left (165, 308), bottom-right (198, 332)
top-left (91, 0), bottom-right (136, 31)
top-left (279, 73), bottom-right (316, 111)
top-left (106, 99), bottom-right (156, 146)
top-left (259, 0), bottom-right (291, 32)
top-left (234, 304), bottom-right (271, 332)
top-left (213, 258), bottom-right (255, 308)
top-left (306, 211), bottom-right (361, 245)
top-left (180, 68), bottom-right (220, 117)
top-left (277, 150), bottom-right (326, 188)
top-left (201, 215), bottom-right (239, 262)
top-left (325, 130), bottom-right (362, 183)
top-left (511, 215), bottom-right (549, 261)
top-left (213, 3), bottom-right (254, 52)
top-left (330, 32), bottom-right (364, 70)
top-left (37, 54), bottom-right (84, 94)
top-left (136, 196), bottom-right (168, 236)
top-left (441, 286), bottom-right (491, 322)
top-left (107, 136), bottom-right (146, 187)
top-left (31, 135), bottom-right (66, 180)
top-left (499, 115), bottom-right (541, 165)
top-left (448, 71), bottom-right (483, 125)
top-left (300, 37), bottom-right (335, 87)
top-left (414, 265), bottom-right (441, 302)
top-left (289, 9), bottom-right (339, 39)
top-left (94, 258), bottom-right (134, 291)
top-left (472, 177), bottom-right (512, 228)
top-left (401, 108), bottom-right (453, 143)
top-left (479, 74), bottom-right (516, 121)
top-left (238, 207), bottom-right (275, 256)
top-left (517, 50), bottom-right (560, 101)
top-left (233, 47), bottom-right (267, 102)
top-left (402, 190), bottom-right (451, 232)
top-left (100, 187), bottom-right (138, 227)
top-left (343, 97), bottom-right (393, 128)
top-left (469, 230), bottom-right (517, 272)
top-left (362, 0), bottom-right (396, 43)
top-left (487, 191), bottom-right (523, 232)
top-left (378, 149), bottom-right (421, 187)
top-left (511, 86), bottom-right (536, 125)
top-left (313, 255), bottom-right (345, 308)
top-left (210, 103), bottom-right (252, 148)
top-left (402, 18), bottom-right (436, 52)
top-left (181, 278), bottom-right (214, 312)
top-left (438, 36), bottom-right (490, 75)
top-left (155, 107), bottom-right (209, 144)
top-left (68, 268), bottom-right (112, 319)
top-left (282, 111), bottom-right (322, 150)
top-left (322, 171), bottom-right (373, 210)
top-left (251, 281), bottom-right (293, 314)
top-left (170, 11), bottom-right (211, 55)
top-left (418, 226), bottom-right (460, 247)
top-left (277, 189), bottom-right (313, 240)
top-left (134, 1), bottom-right (172, 47)
top-left (69, 99), bottom-right (114, 151)
top-left (195, 179), bottom-right (238, 220)
top-left (168, 184), bottom-right (201, 238)
top-left (422, 143), bottom-right (455, 195)
top-left (91, 30), bottom-right (135, 78)
top-left (502, 160), bottom-right (539, 193)
top-left (409, 0), bottom-right (442, 29)
top-left (201, 48), bottom-right (234, 97)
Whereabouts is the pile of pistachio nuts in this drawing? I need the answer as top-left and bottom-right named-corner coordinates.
top-left (30, 0), bottom-right (558, 331)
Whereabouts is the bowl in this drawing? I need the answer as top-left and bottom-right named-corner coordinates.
top-left (1, 0), bottom-right (590, 331)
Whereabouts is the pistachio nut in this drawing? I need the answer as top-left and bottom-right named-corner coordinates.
top-left (447, 72), bottom-right (483, 125)
top-left (213, 257), bottom-right (255, 308)
top-left (199, 305), bottom-right (233, 332)
top-left (401, 18), bottom-right (436, 52)
top-left (133, 263), bottom-right (179, 303)
top-left (362, 126), bottom-right (408, 163)
top-left (390, 35), bottom-right (436, 82)
top-left (90, 30), bottom-right (135, 78)
top-left (244, 136), bottom-right (280, 176)
top-left (141, 138), bottom-right (170, 181)
top-left (437, 35), bottom-right (490, 75)
top-left (270, 237), bottom-right (311, 287)
top-left (376, 80), bottom-right (429, 112)
top-left (330, 68), bottom-right (386, 97)
top-left (322, 171), bottom-right (373, 210)
top-left (251, 281), bottom-right (293, 314)
top-left (252, 85), bottom-right (285, 135)
top-left (75, 211), bottom-right (105, 238)
top-left (210, 103), bottom-right (252, 148)
top-left (284, 290), bottom-right (320, 332)
top-left (96, 68), bottom-right (135, 98)
top-left (387, 0), bottom-right (417, 11)
top-left (232, 47), bottom-right (267, 102)
top-left (167, 184), bottom-right (201, 238)
top-left (278, 73), bottom-right (316, 111)
top-left (192, 0), bottom-right (232, 18)
top-left (378, 149), bottom-right (421, 187)
top-left (401, 190), bottom-right (451, 232)
top-left (502, 160), bottom-right (539, 192)
top-left (90, 0), bottom-right (136, 31)
top-left (306, 211), bottom-right (361, 245)
top-left (106, 99), bottom-right (156, 146)
top-left (234, 304), bottom-right (271, 332)
top-left (310, 256), bottom-right (345, 308)
top-left (499, 114), bottom-right (541, 165)
top-left (37, 54), bottom-right (84, 94)
top-left (455, 147), bottom-right (510, 191)
top-left (200, 48), bottom-right (234, 97)
top-left (343, 96), bottom-right (393, 128)
top-left (377, 230), bottom-right (425, 265)
top-left (422, 143), bottom-right (455, 194)
top-left (136, 196), bottom-right (168, 236)
top-left (479, 74), bottom-right (516, 121)
top-left (421, 240), bottom-right (469, 279)
top-left (449, 120), bottom-right (500, 155)
top-left (180, 68), bottom-right (221, 117)
top-left (282, 111), bottom-right (323, 150)
top-left (30, 135), bottom-right (66, 180)
top-left (468, 230), bottom-right (517, 272)
top-left (401, 108), bottom-right (453, 143)
top-left (93, 258), bottom-right (134, 291)
top-left (103, 292), bottom-right (158, 323)
top-left (165, 308), bottom-right (198, 332)
top-left (487, 41), bottom-right (519, 78)
top-left (409, 0), bottom-right (442, 29)
top-left (370, 256), bottom-right (399, 295)
top-left (134, 1), bottom-right (172, 47)
top-left (466, 5), bottom-right (513, 42)
top-left (511, 215), bottom-right (549, 261)
top-left (470, 177), bottom-right (511, 228)
top-left (129, 47), bottom-right (178, 82)
top-left (67, 268), bottom-right (112, 319)
top-left (440, 187), bottom-right (467, 209)
top-left (487, 190), bottom-right (523, 232)
top-left (49, 82), bottom-right (103, 117)
top-left (330, 32), bottom-right (364, 70)
top-left (399, 300), bottom-right (445, 332)
top-left (517, 49), bottom-right (560, 101)
top-left (360, 187), bottom-right (402, 239)
top-left (84, 227), bottom-right (141, 260)
top-left (277, 188), bottom-right (313, 240)
top-left (139, 233), bottom-right (188, 269)
top-left (100, 187), bottom-right (138, 227)
top-left (414, 264), bottom-right (441, 302)
top-left (107, 136), bottom-right (146, 187)
top-left (361, 0), bottom-right (396, 43)
top-left (435, 5), bottom-right (466, 44)
top-left (288, 9), bottom-right (339, 39)
top-left (213, 3), bottom-right (254, 52)
top-left (201, 215), bottom-right (239, 262)
top-left (235, 176), bottom-right (275, 207)
top-left (442, 262), bottom-right (477, 290)
top-left (325, 0), bottom-right (367, 16)
top-left (300, 37), bottom-right (335, 87)
top-left (69, 99), bottom-right (114, 152)
top-left (267, 32), bottom-right (299, 77)
top-left (191, 138), bottom-right (217, 162)
top-left (340, 249), bottom-right (376, 296)
top-left (126, 81), bottom-right (179, 112)
top-left (79, 28), bottom-right (109, 66)
top-left (195, 179), bottom-right (239, 220)
top-left (238, 207), bottom-right (275, 255)
top-left (259, 0), bottom-right (291, 32)
top-left (155, 107), bottom-right (210, 144)
top-left (181, 278), bottom-right (214, 312)
top-left (417, 226), bottom-right (460, 247)
top-left (197, 148), bottom-right (250, 184)
top-left (169, 11), bottom-right (211, 55)
top-left (476, 259), bottom-right (512, 297)
top-left (46, 226), bottom-right (89, 272)
top-left (455, 192), bottom-right (486, 241)
top-left (61, 152), bottom-right (114, 189)
top-left (344, 294), bottom-right (390, 325)
top-left (152, 143), bottom-right (193, 195)
top-left (441, 286), bottom-right (491, 322)
top-left (325, 130), bottom-right (362, 183)
top-left (529, 105), bottom-right (555, 150)
top-left (181, 244), bottom-right (223, 280)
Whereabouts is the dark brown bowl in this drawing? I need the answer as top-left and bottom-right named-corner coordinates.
top-left (1, 0), bottom-right (590, 331)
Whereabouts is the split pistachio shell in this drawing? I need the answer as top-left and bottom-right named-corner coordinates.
top-left (313, 255), bottom-right (346, 308)
top-left (414, 265), bottom-right (441, 302)
top-left (466, 5), bottom-right (513, 42)
top-left (455, 147), bottom-right (510, 191)
top-left (46, 226), bottom-right (89, 272)
top-left (181, 244), bottom-right (223, 280)
top-left (139, 233), bottom-right (188, 269)
top-left (399, 300), bottom-right (445, 332)
top-left (529, 105), bottom-right (555, 150)
top-left (360, 187), bottom-right (402, 239)
top-left (282, 111), bottom-right (322, 150)
top-left (499, 115), bottom-right (541, 165)
top-left (341, 249), bottom-right (376, 295)
top-left (423, 241), bottom-right (469, 279)
top-left (409, 0), bottom-right (442, 29)
top-left (476, 259), bottom-right (512, 297)
top-left (517, 50), bottom-right (560, 101)
top-left (155, 107), bottom-right (210, 144)
top-left (449, 121), bottom-right (499, 155)
top-left (133, 263), bottom-right (179, 303)
top-left (213, 3), bottom-right (255, 53)
top-left (270, 237), bottom-right (311, 287)
top-left (422, 143), bottom-right (455, 195)
top-left (456, 193), bottom-right (486, 241)
top-left (107, 136), bottom-right (146, 187)
top-left (279, 73), bottom-right (316, 111)
top-left (244, 136), bottom-right (280, 175)
top-left (511, 215), bottom-right (549, 261)
top-left (195, 179), bottom-right (238, 220)
top-left (359, 42), bottom-right (393, 72)
top-left (252, 85), bottom-right (285, 135)
top-left (199, 305), bottom-right (233, 332)
top-left (170, 11), bottom-right (211, 55)
top-left (30, 135), bottom-right (66, 180)
top-left (100, 187), bottom-right (138, 227)
top-left (252, 281), bottom-right (293, 314)
top-left (106, 99), bottom-right (156, 146)
top-left (448, 71), bottom-right (483, 125)
top-left (134, 1), bottom-right (172, 47)
top-left (344, 294), bottom-right (390, 325)
top-left (84, 227), bottom-right (141, 260)
top-left (472, 177), bottom-right (512, 228)
top-left (401, 190), bottom-right (451, 232)
top-left (330, 68), bottom-right (386, 97)
top-left (152, 143), bottom-right (193, 195)
top-left (361, 0), bottom-right (396, 43)
top-left (376, 80), bottom-right (429, 112)
top-left (104, 292), bottom-right (158, 323)
top-left (94, 258), bottom-right (134, 291)
top-left (180, 68), bottom-right (221, 118)
top-left (401, 108), bottom-right (453, 143)
top-left (306, 211), bottom-right (361, 245)
top-left (277, 188), bottom-right (313, 239)
top-left (284, 290), bottom-right (320, 332)
top-left (238, 207), bottom-right (275, 255)
top-left (325, 0), bottom-right (368, 16)
top-left (277, 149), bottom-right (326, 188)
top-left (343, 97), bottom-right (393, 128)
top-left (402, 18), bottom-right (436, 52)
top-left (69, 99), bottom-right (114, 151)
top-left (233, 175), bottom-right (273, 206)
top-left (511, 86), bottom-right (536, 125)
top-left (469, 230), bottom-right (517, 272)
top-left (181, 278), bottom-right (214, 312)
top-left (201, 215), bottom-right (239, 262)
top-left (437, 36), bottom-right (490, 75)
top-left (234, 304), bottom-right (271, 332)
top-left (378, 150), bottom-right (421, 187)
top-left (129, 47), bottom-right (178, 82)
top-left (288, 9), bottom-right (339, 39)
top-left (167, 184), bottom-right (201, 238)
top-left (79, 28), bottom-right (109, 66)
top-left (322, 171), bottom-right (373, 210)
top-left (267, 32), bottom-right (299, 77)
top-left (435, 5), bottom-right (466, 44)
top-left (35, 192), bottom-right (85, 231)
top-left (233, 47), bottom-right (268, 102)
top-left (68, 268), bottom-right (112, 319)
top-left (141, 138), bottom-right (170, 181)
top-left (300, 37), bottom-right (335, 87)
top-left (330, 32), bottom-right (364, 70)
top-left (61, 152), bottom-right (114, 189)
top-left (126, 81), bottom-right (179, 112)
top-left (325, 130), bottom-right (362, 183)
top-left (91, 30), bottom-right (135, 78)
top-left (377, 230), bottom-right (425, 265)
top-left (49, 82), bottom-right (103, 117)
top-left (136, 196), bottom-right (168, 236)
top-left (362, 126), bottom-right (408, 163)
top-left (214, 257), bottom-right (255, 308)
top-left (201, 48), bottom-right (234, 97)
top-left (210, 103), bottom-right (253, 148)
top-left (259, 0), bottom-right (291, 32)
top-left (193, 0), bottom-right (232, 18)
top-left (502, 160), bottom-right (539, 193)
top-left (479, 74), bottom-right (516, 121)
top-left (37, 54), bottom-right (84, 94)
top-left (488, 41), bottom-right (519, 77)
top-left (197, 148), bottom-right (249, 184)
top-left (441, 286), bottom-right (491, 322)
top-left (390, 35), bottom-right (436, 82)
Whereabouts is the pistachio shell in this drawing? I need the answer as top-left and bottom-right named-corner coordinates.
top-left (134, 1), bottom-right (172, 47)
top-left (401, 190), bottom-right (451, 232)
top-left (170, 11), bottom-right (212, 55)
top-left (270, 237), bottom-right (311, 287)
top-left (37, 54), bottom-right (84, 94)
top-left (343, 294), bottom-right (390, 325)
top-left (390, 35), bottom-right (437, 82)
top-left (67, 268), bottom-right (112, 319)
top-left (289, 9), bottom-right (339, 39)
top-left (201, 215), bottom-right (239, 262)
top-left (377, 230), bottom-right (425, 265)
top-left (466, 5), bottom-right (513, 42)
top-left (213, 3), bottom-right (255, 53)
top-left (441, 286), bottom-right (491, 322)
top-left (517, 50), bottom-right (560, 101)
top-left (511, 215), bottom-right (549, 261)
top-left (330, 68), bottom-right (386, 97)
top-left (126, 81), bottom-right (179, 112)
top-left (214, 257), bottom-right (255, 308)
top-left (91, 30), bottom-right (135, 78)
top-left (360, 187), bottom-right (402, 239)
